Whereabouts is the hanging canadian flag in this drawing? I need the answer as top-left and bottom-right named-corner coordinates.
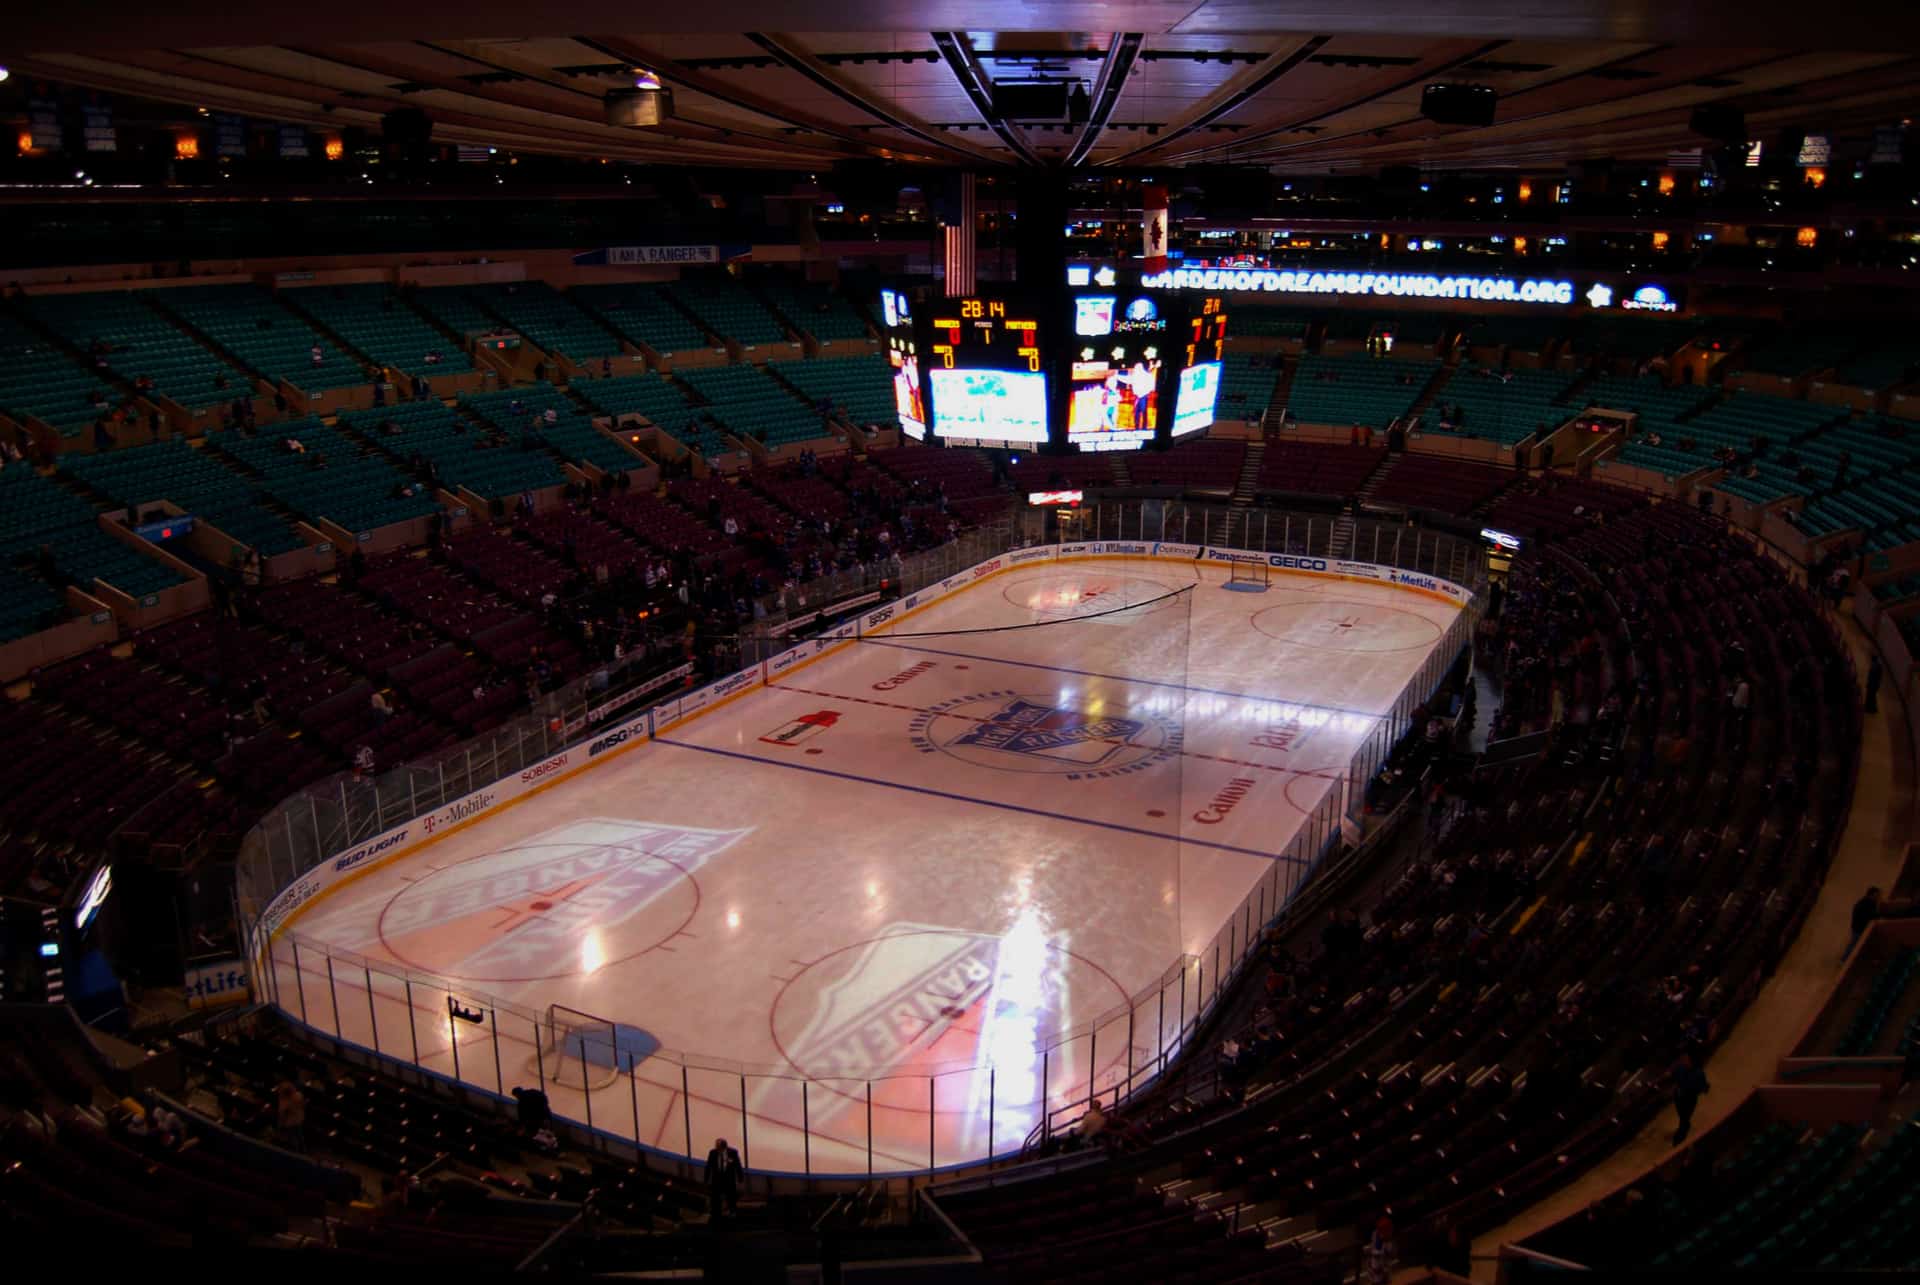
top-left (1141, 184), bottom-right (1169, 275)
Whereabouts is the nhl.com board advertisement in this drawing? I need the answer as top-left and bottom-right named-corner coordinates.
top-left (255, 539), bottom-right (1467, 952)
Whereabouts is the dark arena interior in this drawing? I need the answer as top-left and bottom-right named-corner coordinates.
top-left (3, 1), bottom-right (1920, 1280)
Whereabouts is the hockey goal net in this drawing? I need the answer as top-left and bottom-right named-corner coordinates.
top-left (528, 1003), bottom-right (623, 1092)
top-left (1225, 559), bottom-right (1271, 592)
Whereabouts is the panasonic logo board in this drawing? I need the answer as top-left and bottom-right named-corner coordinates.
top-left (332, 827), bottom-right (411, 874)
top-left (1204, 548), bottom-right (1265, 566)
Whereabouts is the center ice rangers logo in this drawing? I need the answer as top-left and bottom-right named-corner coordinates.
top-left (370, 818), bottom-right (748, 981)
top-left (907, 690), bottom-right (1182, 780)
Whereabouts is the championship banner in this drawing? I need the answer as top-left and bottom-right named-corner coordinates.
top-left (1142, 184), bottom-right (1169, 276)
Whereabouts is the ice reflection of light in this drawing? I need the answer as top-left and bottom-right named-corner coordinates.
top-left (726, 909), bottom-right (741, 931)
top-left (579, 930), bottom-right (606, 975)
top-left (981, 905), bottom-right (1051, 1112)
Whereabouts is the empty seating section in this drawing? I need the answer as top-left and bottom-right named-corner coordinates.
top-left (1537, 1120), bottom-right (1920, 1271)
top-left (463, 282), bottom-right (624, 363)
top-left (155, 285), bottom-right (367, 392)
top-left (340, 401), bottom-right (562, 500)
top-left (1586, 375), bottom-right (1713, 476)
top-left (1702, 395), bottom-right (1847, 502)
top-left (571, 282), bottom-right (708, 356)
top-left (1799, 474), bottom-right (1920, 552)
top-left (576, 373), bottom-right (730, 456)
top-left (0, 312), bottom-right (122, 438)
top-left (1740, 327), bottom-right (1864, 379)
top-left (0, 697), bottom-right (226, 865)
top-left (409, 286), bottom-right (503, 341)
top-left (0, 467), bottom-right (184, 597)
top-left (1218, 353), bottom-right (1280, 421)
top-left (1462, 314), bottom-right (1568, 354)
top-left (1286, 354), bottom-right (1435, 429)
top-left (868, 446), bottom-right (1006, 527)
top-left (217, 418), bottom-right (439, 534)
top-left (135, 613), bottom-right (347, 794)
top-left (286, 284), bottom-right (473, 374)
top-left (62, 438), bottom-right (304, 556)
top-left (355, 553), bottom-right (581, 679)
top-left (1326, 308), bottom-right (1452, 348)
top-left (769, 354), bottom-right (896, 429)
top-left (1008, 454), bottom-right (1115, 492)
top-left (1431, 365), bottom-right (1571, 443)
top-left (1833, 338), bottom-right (1920, 390)
top-left (665, 278), bottom-right (788, 347)
top-left (252, 576), bottom-right (469, 756)
top-left (0, 564), bottom-right (63, 643)
top-left (1482, 475), bottom-right (1646, 541)
top-left (1567, 315), bottom-right (1699, 360)
top-left (758, 278), bottom-right (869, 342)
top-left (1128, 437), bottom-right (1244, 491)
top-left (601, 490), bottom-right (732, 559)
top-left (1231, 307), bottom-right (1313, 341)
top-left (24, 291), bottom-right (245, 410)
top-left (677, 364), bottom-right (821, 449)
top-left (459, 384), bottom-right (642, 476)
top-left (749, 465), bottom-right (853, 522)
top-left (1257, 441), bottom-right (1384, 496)
top-left (1371, 453), bottom-right (1510, 512)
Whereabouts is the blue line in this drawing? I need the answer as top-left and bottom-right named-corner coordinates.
top-left (652, 737), bottom-right (1308, 865)
top-left (859, 637), bottom-right (1387, 722)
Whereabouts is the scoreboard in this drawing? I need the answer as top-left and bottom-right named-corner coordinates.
top-left (883, 273), bottom-right (1228, 452)
top-left (928, 296), bottom-right (1044, 374)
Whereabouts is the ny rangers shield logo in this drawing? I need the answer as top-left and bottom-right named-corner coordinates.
top-left (906, 690), bottom-right (1182, 779)
top-left (352, 817), bottom-right (748, 982)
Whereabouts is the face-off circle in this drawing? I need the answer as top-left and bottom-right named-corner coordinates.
top-left (1250, 598), bottom-right (1444, 653)
top-left (375, 841), bottom-right (701, 983)
top-left (908, 689), bottom-right (1184, 778)
top-left (769, 927), bottom-right (1132, 1099)
top-left (1001, 571), bottom-right (1184, 621)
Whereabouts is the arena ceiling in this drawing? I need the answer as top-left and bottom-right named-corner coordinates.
top-left (9, 2), bottom-right (1920, 173)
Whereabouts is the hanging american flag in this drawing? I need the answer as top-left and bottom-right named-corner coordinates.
top-left (1141, 184), bottom-right (1169, 275)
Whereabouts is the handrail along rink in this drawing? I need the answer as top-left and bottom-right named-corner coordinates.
top-left (236, 521), bottom-right (1479, 1176)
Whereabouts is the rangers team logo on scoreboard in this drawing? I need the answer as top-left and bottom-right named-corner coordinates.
top-left (369, 817), bottom-right (749, 982)
top-left (907, 690), bottom-right (1182, 780)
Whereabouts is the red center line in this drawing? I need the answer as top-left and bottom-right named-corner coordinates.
top-left (765, 681), bottom-right (1352, 784)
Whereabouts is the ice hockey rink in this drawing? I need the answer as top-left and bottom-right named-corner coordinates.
top-left (267, 554), bottom-right (1464, 1174)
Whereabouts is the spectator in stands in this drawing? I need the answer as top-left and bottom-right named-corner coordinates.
top-left (1668, 1049), bottom-right (1709, 1145)
top-left (1366, 1212), bottom-right (1396, 1285)
top-left (352, 743), bottom-right (376, 779)
top-left (370, 689), bottom-right (394, 721)
top-left (511, 1085), bottom-right (552, 1138)
top-left (310, 344), bottom-right (324, 366)
top-left (1074, 1099), bottom-right (1109, 1149)
top-left (424, 350), bottom-right (442, 366)
top-left (274, 1079), bottom-right (308, 1152)
top-left (705, 1137), bottom-right (743, 1218)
